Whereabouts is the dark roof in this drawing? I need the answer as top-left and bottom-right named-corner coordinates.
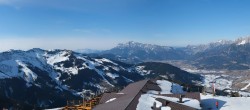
top-left (93, 80), bottom-right (149, 110)
top-left (159, 92), bottom-right (201, 102)
top-left (156, 92), bottom-right (201, 110)
top-left (143, 83), bottom-right (161, 91)
top-left (156, 98), bottom-right (198, 110)
top-left (93, 79), bottom-right (201, 110)
top-left (98, 93), bottom-right (125, 104)
top-left (120, 79), bottom-right (149, 94)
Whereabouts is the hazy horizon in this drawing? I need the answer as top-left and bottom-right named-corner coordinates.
top-left (0, 36), bottom-right (248, 52)
top-left (1, 0), bottom-right (250, 51)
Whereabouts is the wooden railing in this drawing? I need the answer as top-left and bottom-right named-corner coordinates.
top-left (63, 96), bottom-right (101, 110)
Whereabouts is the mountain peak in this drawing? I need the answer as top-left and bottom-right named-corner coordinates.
top-left (117, 41), bottom-right (170, 49)
top-left (103, 41), bottom-right (185, 63)
top-left (214, 39), bottom-right (233, 45)
top-left (117, 41), bottom-right (142, 47)
top-left (127, 41), bottom-right (138, 44)
top-left (235, 36), bottom-right (250, 45)
top-left (28, 48), bottom-right (45, 53)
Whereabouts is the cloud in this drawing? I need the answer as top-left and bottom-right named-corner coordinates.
top-left (0, 0), bottom-right (8, 4)
top-left (0, 0), bottom-right (132, 13)
top-left (0, 0), bottom-right (29, 9)
top-left (0, 0), bottom-right (26, 5)
top-left (0, 0), bottom-right (16, 7)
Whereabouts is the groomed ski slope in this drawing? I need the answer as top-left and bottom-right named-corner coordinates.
top-left (201, 94), bottom-right (250, 110)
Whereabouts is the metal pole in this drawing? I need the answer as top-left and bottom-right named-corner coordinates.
top-left (82, 89), bottom-right (85, 106)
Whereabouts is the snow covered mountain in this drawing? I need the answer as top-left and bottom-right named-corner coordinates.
top-left (185, 40), bottom-right (233, 55)
top-left (100, 37), bottom-right (250, 70)
top-left (235, 37), bottom-right (250, 45)
top-left (191, 37), bottom-right (250, 70)
top-left (100, 40), bottom-right (234, 64)
top-left (0, 48), bottom-right (202, 109)
top-left (101, 41), bottom-right (188, 64)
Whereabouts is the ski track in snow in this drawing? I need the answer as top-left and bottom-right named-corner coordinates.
top-left (241, 83), bottom-right (250, 91)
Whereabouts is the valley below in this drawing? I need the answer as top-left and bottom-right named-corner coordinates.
top-left (165, 60), bottom-right (250, 94)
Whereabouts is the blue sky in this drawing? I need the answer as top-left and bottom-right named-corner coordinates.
top-left (1, 0), bottom-right (250, 51)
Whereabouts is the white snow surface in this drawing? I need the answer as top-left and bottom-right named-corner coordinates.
top-left (201, 94), bottom-right (250, 110)
top-left (137, 94), bottom-right (162, 110)
top-left (47, 51), bottom-right (116, 87)
top-left (203, 75), bottom-right (232, 90)
top-left (54, 65), bottom-right (79, 75)
top-left (105, 98), bottom-right (116, 103)
top-left (16, 60), bottom-right (38, 83)
top-left (237, 40), bottom-right (246, 45)
top-left (0, 59), bottom-right (38, 84)
top-left (106, 72), bottom-right (119, 79)
top-left (238, 91), bottom-right (250, 97)
top-left (0, 50), bottom-right (46, 79)
top-left (101, 58), bottom-right (118, 65)
top-left (0, 60), bottom-right (19, 79)
top-left (161, 106), bottom-right (171, 110)
top-left (137, 80), bottom-right (188, 110)
top-left (0, 50), bottom-right (67, 90)
top-left (135, 66), bottom-right (152, 76)
top-left (46, 51), bottom-right (69, 65)
top-left (137, 79), bottom-right (250, 110)
top-left (154, 96), bottom-right (201, 109)
top-left (95, 58), bottom-right (118, 66)
top-left (241, 83), bottom-right (250, 90)
top-left (137, 93), bottom-right (201, 110)
top-left (0, 49), bottom-right (130, 97)
top-left (156, 80), bottom-right (184, 94)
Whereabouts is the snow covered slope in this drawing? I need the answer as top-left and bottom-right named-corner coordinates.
top-left (137, 80), bottom-right (201, 110)
top-left (202, 74), bottom-right (233, 90)
top-left (136, 79), bottom-right (250, 110)
top-left (201, 94), bottom-right (250, 110)
top-left (0, 49), bottom-right (142, 109)
top-left (0, 49), bottom-right (203, 109)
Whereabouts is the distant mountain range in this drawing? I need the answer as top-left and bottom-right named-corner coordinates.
top-left (74, 49), bottom-right (102, 54)
top-left (101, 41), bottom-right (188, 63)
top-left (86, 37), bottom-right (250, 70)
top-left (0, 49), bottom-right (202, 109)
top-left (188, 37), bottom-right (250, 70)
